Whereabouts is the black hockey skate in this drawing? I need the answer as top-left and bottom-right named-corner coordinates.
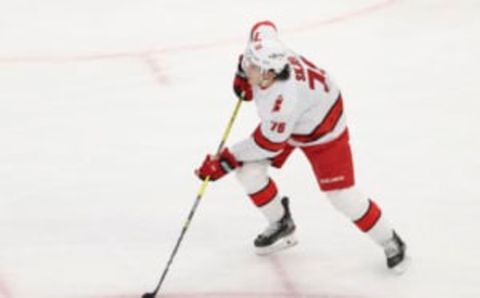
top-left (254, 197), bottom-right (298, 255)
top-left (383, 231), bottom-right (408, 273)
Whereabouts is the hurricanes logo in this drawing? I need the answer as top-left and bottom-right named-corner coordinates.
top-left (272, 95), bottom-right (283, 112)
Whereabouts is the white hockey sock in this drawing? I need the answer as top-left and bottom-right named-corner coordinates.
top-left (257, 193), bottom-right (284, 223)
top-left (235, 161), bottom-right (285, 223)
top-left (325, 186), bottom-right (394, 246)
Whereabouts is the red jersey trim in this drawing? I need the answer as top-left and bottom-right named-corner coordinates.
top-left (253, 126), bottom-right (287, 152)
top-left (291, 94), bottom-right (344, 143)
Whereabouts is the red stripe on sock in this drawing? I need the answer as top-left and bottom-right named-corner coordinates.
top-left (354, 199), bottom-right (382, 232)
top-left (249, 179), bottom-right (278, 207)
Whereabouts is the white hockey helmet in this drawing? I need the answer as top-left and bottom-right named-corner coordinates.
top-left (242, 38), bottom-right (289, 74)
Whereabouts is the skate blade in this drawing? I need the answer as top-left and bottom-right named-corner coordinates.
top-left (255, 233), bottom-right (298, 256)
top-left (390, 256), bottom-right (410, 274)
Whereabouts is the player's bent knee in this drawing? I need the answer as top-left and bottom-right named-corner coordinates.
top-left (325, 186), bottom-right (369, 220)
top-left (235, 161), bottom-right (269, 190)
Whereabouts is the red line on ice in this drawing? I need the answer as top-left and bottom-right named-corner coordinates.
top-left (0, 0), bottom-right (398, 64)
top-left (270, 255), bottom-right (301, 296)
top-left (0, 277), bottom-right (13, 298)
top-left (142, 54), bottom-right (168, 85)
top-left (102, 293), bottom-right (360, 298)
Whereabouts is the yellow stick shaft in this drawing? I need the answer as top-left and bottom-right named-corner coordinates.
top-left (197, 98), bottom-right (243, 197)
top-left (147, 98), bottom-right (243, 298)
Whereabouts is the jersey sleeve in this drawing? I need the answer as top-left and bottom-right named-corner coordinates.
top-left (230, 97), bottom-right (300, 162)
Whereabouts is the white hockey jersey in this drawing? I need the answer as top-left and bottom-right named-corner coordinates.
top-left (231, 53), bottom-right (347, 162)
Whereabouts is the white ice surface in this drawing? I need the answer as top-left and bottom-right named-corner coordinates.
top-left (1, 0), bottom-right (480, 297)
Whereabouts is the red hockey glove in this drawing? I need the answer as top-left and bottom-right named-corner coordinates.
top-left (233, 55), bottom-right (253, 101)
top-left (195, 148), bottom-right (240, 181)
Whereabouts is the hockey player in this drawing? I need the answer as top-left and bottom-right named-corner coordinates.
top-left (195, 21), bottom-right (407, 272)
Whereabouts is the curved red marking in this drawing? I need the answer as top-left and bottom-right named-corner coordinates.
top-left (0, 0), bottom-right (398, 64)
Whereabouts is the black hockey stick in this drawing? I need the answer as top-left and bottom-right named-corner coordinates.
top-left (142, 98), bottom-right (243, 298)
